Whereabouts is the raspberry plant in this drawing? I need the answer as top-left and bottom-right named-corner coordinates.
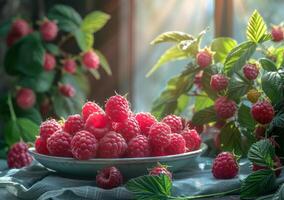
top-left (0, 5), bottom-right (111, 154)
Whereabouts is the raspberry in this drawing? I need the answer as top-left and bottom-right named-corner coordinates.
top-left (186, 121), bottom-right (204, 134)
top-left (59, 83), bottom-right (76, 97)
top-left (214, 132), bottom-right (221, 150)
top-left (254, 125), bottom-right (266, 140)
top-left (135, 112), bottom-right (157, 136)
top-left (82, 50), bottom-right (100, 69)
top-left (7, 142), bottom-right (33, 169)
top-left (252, 156), bottom-right (282, 177)
top-left (212, 152), bottom-right (239, 179)
top-left (181, 129), bottom-right (201, 152)
top-left (44, 53), bottom-right (56, 71)
top-left (6, 31), bottom-right (21, 47)
top-left (251, 100), bottom-right (274, 124)
top-left (63, 114), bottom-right (84, 135)
top-left (151, 147), bottom-right (166, 157)
top-left (81, 101), bottom-right (103, 122)
top-left (35, 137), bottom-right (49, 155)
top-left (71, 130), bottom-right (98, 160)
top-left (98, 131), bottom-right (127, 158)
top-left (10, 19), bottom-right (30, 37)
top-left (243, 63), bottom-right (259, 80)
top-left (162, 114), bottom-right (183, 133)
top-left (148, 122), bottom-right (172, 148)
top-left (196, 49), bottom-right (213, 68)
top-left (165, 133), bottom-right (186, 155)
top-left (214, 97), bottom-right (237, 119)
top-left (63, 59), bottom-right (77, 74)
top-left (47, 130), bottom-right (72, 157)
top-left (40, 19), bottom-right (58, 41)
top-left (194, 71), bottom-right (203, 90)
top-left (40, 119), bottom-right (62, 141)
top-left (96, 166), bottom-right (123, 189)
top-left (271, 26), bottom-right (284, 42)
top-left (126, 135), bottom-right (151, 157)
top-left (149, 164), bottom-right (172, 180)
top-left (16, 88), bottom-right (36, 109)
top-left (105, 95), bottom-right (130, 123)
top-left (210, 74), bottom-right (229, 91)
top-left (247, 89), bottom-right (261, 103)
top-left (85, 112), bottom-right (110, 139)
top-left (113, 116), bottom-right (140, 142)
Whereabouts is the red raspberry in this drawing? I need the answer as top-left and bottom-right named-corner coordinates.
top-left (105, 95), bottom-right (130, 122)
top-left (7, 142), bottom-right (33, 169)
top-left (252, 156), bottom-right (282, 177)
top-left (71, 130), bottom-right (98, 160)
top-left (212, 152), bottom-right (239, 179)
top-left (47, 130), bottom-right (72, 157)
top-left (126, 135), bottom-right (151, 157)
top-left (194, 71), bottom-right (203, 90)
top-left (11, 19), bottom-right (30, 37)
top-left (251, 101), bottom-right (274, 124)
top-left (6, 31), bottom-right (21, 47)
top-left (148, 122), bottom-right (172, 148)
top-left (243, 63), bottom-right (259, 80)
top-left (210, 74), bottom-right (229, 91)
top-left (214, 97), bottom-right (237, 119)
top-left (16, 88), bottom-right (36, 109)
top-left (196, 49), bottom-right (213, 68)
top-left (162, 114), bottom-right (183, 133)
top-left (85, 112), bottom-right (110, 140)
top-left (63, 114), bottom-right (84, 135)
top-left (135, 112), bottom-right (157, 136)
top-left (96, 166), bottom-right (123, 189)
top-left (165, 133), bottom-right (186, 155)
top-left (59, 83), bottom-right (76, 97)
top-left (113, 116), bottom-right (140, 142)
top-left (44, 53), bottom-right (56, 71)
top-left (40, 119), bottom-right (62, 141)
top-left (151, 147), bottom-right (166, 157)
top-left (181, 129), bottom-right (201, 152)
top-left (98, 131), bottom-right (127, 158)
top-left (63, 59), bottom-right (77, 74)
top-left (82, 50), bottom-right (100, 69)
top-left (214, 132), bottom-right (221, 150)
top-left (186, 121), bottom-right (204, 134)
top-left (40, 20), bottom-right (58, 41)
top-left (271, 26), bottom-right (284, 42)
top-left (149, 164), bottom-right (172, 180)
top-left (35, 137), bottom-right (49, 155)
top-left (254, 125), bottom-right (266, 140)
top-left (81, 101), bottom-right (103, 122)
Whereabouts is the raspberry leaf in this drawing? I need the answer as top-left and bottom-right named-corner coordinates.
top-left (94, 49), bottom-right (112, 76)
top-left (272, 183), bottom-right (284, 200)
top-left (246, 10), bottom-right (267, 43)
top-left (210, 37), bottom-right (237, 64)
top-left (227, 73), bottom-right (252, 102)
top-left (74, 29), bottom-right (94, 51)
top-left (259, 58), bottom-right (278, 72)
top-left (191, 106), bottom-right (217, 125)
top-left (151, 31), bottom-right (194, 45)
top-left (201, 68), bottom-right (218, 100)
top-left (81, 11), bottom-right (110, 33)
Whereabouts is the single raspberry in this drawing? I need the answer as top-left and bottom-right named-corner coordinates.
top-left (63, 114), bottom-right (84, 135)
top-left (98, 131), bottom-right (127, 158)
top-left (47, 130), bottom-right (72, 157)
top-left (71, 130), bottom-right (98, 160)
top-left (210, 74), bottom-right (229, 91)
top-left (148, 122), bottom-right (172, 148)
top-left (181, 129), bottom-right (201, 152)
top-left (135, 112), bottom-right (157, 136)
top-left (126, 135), bottom-right (151, 157)
top-left (194, 71), bottom-right (203, 90)
top-left (63, 59), bottom-right (77, 74)
top-left (59, 83), bottom-right (76, 97)
top-left (196, 49), bottom-right (213, 68)
top-left (247, 89), bottom-right (261, 103)
top-left (271, 26), bottom-right (284, 42)
top-left (43, 53), bottom-right (56, 71)
top-left (252, 156), bottom-right (282, 177)
top-left (243, 63), bottom-right (259, 80)
top-left (96, 166), bottom-right (123, 189)
top-left (151, 147), bottom-right (166, 157)
top-left (10, 19), bottom-right (30, 37)
top-left (149, 164), bottom-right (172, 180)
top-left (16, 88), bottom-right (36, 109)
top-left (81, 101), bottom-right (103, 122)
top-left (40, 19), bottom-right (58, 41)
top-left (7, 142), bottom-right (33, 169)
top-left (35, 137), bottom-right (49, 155)
top-left (214, 97), bottom-right (237, 119)
top-left (251, 101), bottom-right (274, 124)
top-left (212, 152), bottom-right (239, 179)
top-left (165, 133), bottom-right (186, 155)
top-left (85, 112), bottom-right (110, 140)
top-left (105, 95), bottom-right (130, 123)
top-left (82, 50), bottom-right (100, 69)
top-left (162, 114), bottom-right (183, 133)
top-left (113, 116), bottom-right (140, 142)
top-left (40, 119), bottom-right (62, 141)
top-left (186, 121), bottom-right (204, 134)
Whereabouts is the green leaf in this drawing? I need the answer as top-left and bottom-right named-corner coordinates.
top-left (15, 107), bottom-right (42, 125)
top-left (194, 94), bottom-right (214, 112)
top-left (81, 11), bottom-right (110, 33)
top-left (4, 120), bottom-right (21, 146)
top-left (151, 31), bottom-right (194, 45)
top-left (220, 122), bottom-right (242, 155)
top-left (17, 118), bottom-right (38, 142)
top-left (201, 68), bottom-right (218, 100)
top-left (191, 106), bottom-right (217, 125)
top-left (272, 183), bottom-right (284, 200)
top-left (126, 175), bottom-right (172, 200)
top-left (270, 113), bottom-right (284, 128)
top-left (44, 43), bottom-right (60, 56)
top-left (246, 10), bottom-right (267, 43)
top-left (176, 94), bottom-right (189, 114)
top-left (94, 49), bottom-right (112, 75)
top-left (211, 37), bottom-right (237, 63)
top-left (227, 73), bottom-right (251, 102)
top-left (89, 69), bottom-right (101, 80)
top-left (224, 41), bottom-right (257, 75)
top-left (74, 29), bottom-right (94, 51)
top-left (241, 169), bottom-right (276, 199)
top-left (259, 58), bottom-right (277, 71)
top-left (0, 19), bottom-right (12, 37)
top-left (261, 71), bottom-right (283, 104)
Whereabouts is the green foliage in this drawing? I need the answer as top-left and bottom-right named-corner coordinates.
top-left (94, 49), bottom-right (112, 75)
top-left (191, 106), bottom-right (217, 125)
top-left (210, 37), bottom-right (237, 63)
top-left (273, 184), bottom-right (284, 200)
top-left (201, 68), bottom-right (218, 100)
top-left (81, 11), bottom-right (110, 33)
top-left (194, 94), bottom-right (214, 112)
top-left (259, 58), bottom-right (277, 72)
top-left (227, 73), bottom-right (252, 102)
top-left (151, 31), bottom-right (194, 44)
top-left (261, 71), bottom-right (283, 104)
top-left (246, 10), bottom-right (268, 43)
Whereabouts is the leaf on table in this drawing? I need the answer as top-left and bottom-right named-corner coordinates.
top-left (151, 31), bottom-right (194, 45)
top-left (246, 10), bottom-right (267, 43)
top-left (210, 37), bottom-right (237, 64)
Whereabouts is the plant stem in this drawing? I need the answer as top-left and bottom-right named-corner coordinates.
top-left (7, 92), bottom-right (16, 122)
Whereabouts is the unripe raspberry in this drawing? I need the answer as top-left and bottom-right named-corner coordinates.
top-left (82, 50), bottom-right (100, 69)
top-left (214, 97), bottom-right (237, 119)
top-left (59, 84), bottom-right (76, 97)
top-left (271, 26), bottom-right (284, 42)
top-left (40, 19), bottom-right (58, 41)
top-left (196, 49), bottom-right (213, 68)
top-left (16, 88), bottom-right (36, 109)
top-left (63, 59), bottom-right (76, 74)
top-left (210, 74), bottom-right (229, 91)
top-left (251, 100), bottom-right (274, 124)
top-left (44, 53), bottom-right (56, 71)
top-left (243, 63), bottom-right (259, 80)
top-left (149, 164), bottom-right (172, 180)
top-left (247, 89), bottom-right (261, 103)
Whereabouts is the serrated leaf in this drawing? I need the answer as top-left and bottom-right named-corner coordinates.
top-left (94, 49), bottom-right (112, 75)
top-left (81, 11), bottom-right (110, 33)
top-left (261, 71), bottom-right (283, 104)
top-left (194, 94), bottom-right (214, 112)
top-left (211, 37), bottom-right (237, 63)
top-left (270, 112), bottom-right (284, 128)
top-left (15, 107), bottom-right (42, 125)
top-left (44, 43), bottom-right (60, 56)
top-left (259, 33), bottom-right (272, 43)
top-left (246, 10), bottom-right (267, 43)
top-left (89, 69), bottom-right (101, 80)
top-left (151, 31), bottom-right (194, 45)
top-left (17, 118), bottom-right (39, 142)
top-left (74, 29), bottom-right (94, 51)
top-left (227, 73), bottom-right (251, 102)
top-left (191, 106), bottom-right (217, 125)
top-left (220, 122), bottom-right (242, 155)
top-left (259, 58), bottom-right (277, 71)
top-left (272, 183), bottom-right (284, 200)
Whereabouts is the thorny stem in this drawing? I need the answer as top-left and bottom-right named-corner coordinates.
top-left (7, 92), bottom-right (16, 122)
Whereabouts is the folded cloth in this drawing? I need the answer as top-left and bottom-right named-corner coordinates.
top-left (0, 158), bottom-right (283, 200)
